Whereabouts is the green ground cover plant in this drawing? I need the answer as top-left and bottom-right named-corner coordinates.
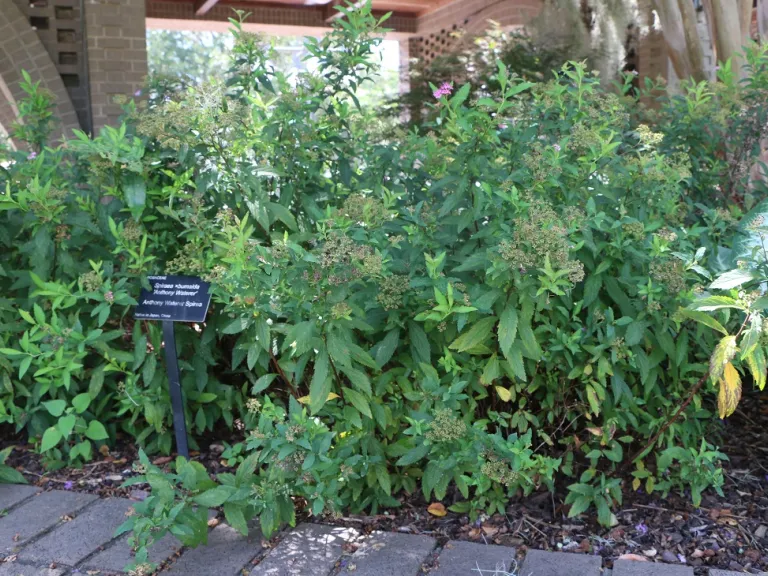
top-left (2, 2), bottom-right (768, 570)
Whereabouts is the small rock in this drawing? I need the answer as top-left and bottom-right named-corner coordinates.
top-left (661, 550), bottom-right (678, 563)
top-left (397, 526), bottom-right (412, 533)
top-left (643, 548), bottom-right (657, 557)
top-left (209, 444), bottom-right (225, 455)
top-left (690, 558), bottom-right (703, 567)
top-left (756, 525), bottom-right (767, 539)
top-left (130, 489), bottom-right (149, 501)
top-left (729, 560), bottom-right (745, 571)
top-left (105, 474), bottom-right (123, 482)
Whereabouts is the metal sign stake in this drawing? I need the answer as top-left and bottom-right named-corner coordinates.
top-left (135, 275), bottom-right (211, 460)
top-left (162, 320), bottom-right (189, 459)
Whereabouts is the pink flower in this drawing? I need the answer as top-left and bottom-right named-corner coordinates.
top-left (553, 143), bottom-right (561, 152)
top-left (104, 291), bottom-right (114, 303)
top-left (433, 82), bottom-right (454, 99)
top-left (27, 151), bottom-right (37, 160)
top-left (134, 89), bottom-right (142, 97)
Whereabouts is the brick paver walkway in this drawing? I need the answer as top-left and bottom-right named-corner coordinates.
top-left (0, 485), bottom-right (761, 576)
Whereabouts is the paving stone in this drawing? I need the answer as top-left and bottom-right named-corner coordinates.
top-left (0, 565), bottom-right (65, 576)
top-left (0, 485), bottom-right (39, 512)
top-left (251, 523), bottom-right (359, 576)
top-left (0, 490), bottom-right (97, 552)
top-left (709, 571), bottom-right (767, 576)
top-left (164, 522), bottom-right (263, 576)
top-left (613, 561), bottom-right (693, 576)
top-left (346, 531), bottom-right (436, 576)
top-left (431, 540), bottom-right (517, 576)
top-left (521, 549), bottom-right (602, 576)
top-left (18, 497), bottom-right (131, 566)
top-left (82, 530), bottom-right (182, 574)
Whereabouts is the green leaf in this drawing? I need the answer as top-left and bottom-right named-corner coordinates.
top-left (251, 374), bottom-right (277, 395)
top-left (222, 318), bottom-right (250, 335)
top-left (72, 393), bottom-right (91, 414)
top-left (223, 502), bottom-right (248, 535)
top-left (85, 420), bottom-right (109, 441)
top-left (498, 306), bottom-right (518, 360)
top-left (43, 400), bottom-right (66, 417)
top-left (340, 365), bottom-right (371, 396)
top-left (449, 316), bottom-right (497, 353)
top-left (480, 353), bottom-right (500, 385)
top-left (450, 83), bottom-right (471, 108)
top-left (57, 414), bottom-right (76, 438)
top-left (710, 268), bottom-right (756, 290)
top-left (0, 348), bottom-right (25, 358)
top-left (688, 296), bottom-right (744, 311)
top-left (375, 466), bottom-right (391, 495)
top-left (567, 496), bottom-right (591, 518)
top-left (373, 330), bottom-right (399, 368)
top-left (518, 323), bottom-right (542, 361)
top-left (40, 427), bottom-right (62, 452)
top-left (409, 321), bottom-right (430, 364)
top-left (309, 350), bottom-right (331, 414)
top-left (625, 321), bottom-right (647, 346)
top-left (123, 173), bottom-right (146, 208)
top-left (342, 387), bottom-right (371, 418)
top-left (677, 308), bottom-right (728, 335)
top-left (193, 485), bottom-right (235, 507)
top-left (396, 443), bottom-right (430, 466)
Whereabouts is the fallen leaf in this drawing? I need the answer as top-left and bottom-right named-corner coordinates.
top-left (153, 456), bottom-right (173, 465)
top-left (481, 525), bottom-right (498, 536)
top-left (618, 554), bottom-right (649, 562)
top-left (98, 445), bottom-right (110, 457)
top-left (427, 503), bottom-right (447, 517)
top-left (207, 517), bottom-right (219, 528)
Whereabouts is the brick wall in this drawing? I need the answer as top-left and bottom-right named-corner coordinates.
top-left (10, 0), bottom-right (90, 131)
top-left (85, 0), bottom-right (147, 132)
top-left (0, 0), bottom-right (80, 141)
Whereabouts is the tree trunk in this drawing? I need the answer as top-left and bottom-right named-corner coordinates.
top-left (738, 0), bottom-right (753, 47)
top-left (758, 0), bottom-right (768, 42)
top-left (705, 0), bottom-right (748, 78)
top-left (652, 0), bottom-right (707, 82)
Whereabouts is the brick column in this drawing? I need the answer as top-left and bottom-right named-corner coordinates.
top-left (0, 0), bottom-right (80, 142)
top-left (85, 0), bottom-right (147, 132)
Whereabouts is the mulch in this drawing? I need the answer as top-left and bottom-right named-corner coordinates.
top-left (3, 393), bottom-right (768, 575)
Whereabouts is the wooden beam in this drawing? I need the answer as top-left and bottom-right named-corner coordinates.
top-left (194, 0), bottom-right (220, 16)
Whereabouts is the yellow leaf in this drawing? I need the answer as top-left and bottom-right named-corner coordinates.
top-left (297, 392), bottom-right (340, 405)
top-left (427, 502), bottom-right (447, 517)
top-left (632, 478), bottom-right (640, 491)
top-left (586, 427), bottom-right (602, 437)
top-left (645, 476), bottom-right (655, 494)
top-left (495, 386), bottom-right (512, 402)
top-left (718, 361), bottom-right (742, 418)
top-left (746, 346), bottom-right (767, 390)
top-left (710, 335), bottom-right (737, 384)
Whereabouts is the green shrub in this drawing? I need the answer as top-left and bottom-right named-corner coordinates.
top-left (1, 3), bottom-right (767, 570)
